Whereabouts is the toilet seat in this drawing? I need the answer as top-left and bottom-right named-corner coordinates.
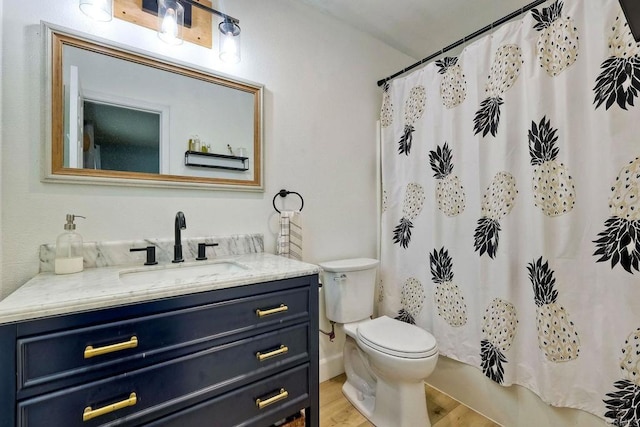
top-left (357, 316), bottom-right (437, 359)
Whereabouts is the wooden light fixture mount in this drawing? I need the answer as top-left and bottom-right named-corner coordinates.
top-left (114, 0), bottom-right (214, 48)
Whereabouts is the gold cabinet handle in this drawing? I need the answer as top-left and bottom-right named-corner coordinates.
top-left (256, 345), bottom-right (289, 361)
top-left (84, 336), bottom-right (138, 359)
top-left (256, 388), bottom-right (289, 409)
top-left (83, 392), bottom-right (137, 422)
top-left (255, 304), bottom-right (288, 318)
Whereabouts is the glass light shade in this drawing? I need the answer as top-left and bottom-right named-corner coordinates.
top-left (79, 0), bottom-right (113, 22)
top-left (219, 21), bottom-right (241, 64)
top-left (158, 0), bottom-right (184, 45)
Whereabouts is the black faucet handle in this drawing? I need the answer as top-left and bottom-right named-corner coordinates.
top-left (130, 246), bottom-right (158, 265)
top-left (196, 243), bottom-right (219, 261)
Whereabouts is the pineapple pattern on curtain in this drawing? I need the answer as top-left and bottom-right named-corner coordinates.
top-left (379, 0), bottom-right (640, 423)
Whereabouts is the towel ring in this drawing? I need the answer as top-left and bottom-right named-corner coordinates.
top-left (273, 189), bottom-right (304, 213)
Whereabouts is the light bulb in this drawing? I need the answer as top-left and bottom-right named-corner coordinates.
top-left (219, 21), bottom-right (241, 63)
top-left (157, 0), bottom-right (184, 45)
top-left (160, 9), bottom-right (178, 42)
top-left (221, 38), bottom-right (238, 60)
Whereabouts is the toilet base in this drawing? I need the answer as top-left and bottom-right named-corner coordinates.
top-left (342, 381), bottom-right (375, 420)
top-left (343, 378), bottom-right (431, 427)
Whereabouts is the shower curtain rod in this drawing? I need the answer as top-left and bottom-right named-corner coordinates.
top-left (376, 0), bottom-right (547, 87)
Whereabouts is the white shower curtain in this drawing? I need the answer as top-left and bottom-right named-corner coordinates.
top-left (379, 0), bottom-right (640, 423)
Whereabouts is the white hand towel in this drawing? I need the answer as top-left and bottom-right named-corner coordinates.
top-left (277, 210), bottom-right (303, 261)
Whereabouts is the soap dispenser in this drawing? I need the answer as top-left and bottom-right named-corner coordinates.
top-left (55, 214), bottom-right (86, 274)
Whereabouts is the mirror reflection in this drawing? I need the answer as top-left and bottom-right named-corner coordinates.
top-left (82, 101), bottom-right (161, 173)
top-left (47, 25), bottom-right (263, 190)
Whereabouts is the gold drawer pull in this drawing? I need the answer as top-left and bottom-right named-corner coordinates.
top-left (83, 392), bottom-right (137, 422)
top-left (255, 304), bottom-right (288, 318)
top-left (84, 336), bottom-right (138, 359)
top-left (256, 388), bottom-right (289, 409)
top-left (256, 345), bottom-right (289, 361)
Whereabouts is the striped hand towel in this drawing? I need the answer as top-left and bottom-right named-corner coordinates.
top-left (277, 210), bottom-right (303, 261)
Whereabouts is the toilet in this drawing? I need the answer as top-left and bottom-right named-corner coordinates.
top-left (319, 258), bottom-right (438, 427)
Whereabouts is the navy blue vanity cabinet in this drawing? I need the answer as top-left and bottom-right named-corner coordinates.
top-left (0, 274), bottom-right (319, 427)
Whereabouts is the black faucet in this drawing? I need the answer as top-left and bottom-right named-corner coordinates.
top-left (130, 246), bottom-right (158, 265)
top-left (196, 242), bottom-right (219, 261)
top-left (173, 211), bottom-right (187, 263)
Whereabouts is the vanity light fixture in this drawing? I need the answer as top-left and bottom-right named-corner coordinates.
top-left (82, 0), bottom-right (242, 63)
top-left (79, 0), bottom-right (113, 22)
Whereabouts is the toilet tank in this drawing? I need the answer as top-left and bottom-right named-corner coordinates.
top-left (318, 258), bottom-right (379, 323)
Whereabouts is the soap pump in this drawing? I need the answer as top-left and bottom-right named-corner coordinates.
top-left (54, 214), bottom-right (86, 275)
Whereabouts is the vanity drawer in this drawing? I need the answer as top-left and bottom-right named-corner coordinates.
top-left (147, 364), bottom-right (310, 427)
top-left (18, 287), bottom-right (309, 392)
top-left (17, 324), bottom-right (310, 427)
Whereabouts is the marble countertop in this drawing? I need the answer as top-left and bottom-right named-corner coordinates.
top-left (0, 253), bottom-right (320, 325)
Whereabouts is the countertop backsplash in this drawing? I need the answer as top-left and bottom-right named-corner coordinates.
top-left (39, 234), bottom-right (264, 272)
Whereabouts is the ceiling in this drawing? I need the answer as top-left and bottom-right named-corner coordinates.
top-left (300, 0), bottom-right (535, 60)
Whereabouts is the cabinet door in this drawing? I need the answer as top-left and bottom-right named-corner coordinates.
top-left (18, 287), bottom-right (309, 393)
top-left (18, 324), bottom-right (309, 427)
top-left (146, 364), bottom-right (310, 427)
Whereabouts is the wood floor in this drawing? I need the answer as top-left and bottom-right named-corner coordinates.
top-left (319, 374), bottom-right (500, 427)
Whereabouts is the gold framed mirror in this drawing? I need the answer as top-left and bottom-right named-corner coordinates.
top-left (42, 22), bottom-right (264, 191)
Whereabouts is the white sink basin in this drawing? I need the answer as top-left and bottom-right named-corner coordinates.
top-left (119, 261), bottom-right (249, 284)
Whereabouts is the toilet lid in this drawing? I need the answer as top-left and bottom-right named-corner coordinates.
top-left (357, 316), bottom-right (437, 359)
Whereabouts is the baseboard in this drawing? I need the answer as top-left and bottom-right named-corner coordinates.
top-left (319, 352), bottom-right (344, 383)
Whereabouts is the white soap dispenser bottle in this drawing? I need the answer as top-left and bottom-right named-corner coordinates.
top-left (54, 214), bottom-right (86, 274)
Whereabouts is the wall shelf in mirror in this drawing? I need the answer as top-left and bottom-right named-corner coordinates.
top-left (42, 22), bottom-right (264, 192)
top-left (185, 151), bottom-right (249, 171)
